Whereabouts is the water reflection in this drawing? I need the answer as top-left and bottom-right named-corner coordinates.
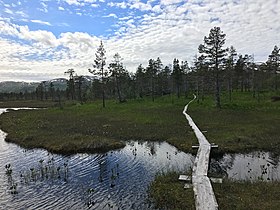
top-left (0, 112), bottom-right (193, 210)
top-left (210, 151), bottom-right (280, 181)
top-left (1, 108), bottom-right (280, 209)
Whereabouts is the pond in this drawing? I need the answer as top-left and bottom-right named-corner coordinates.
top-left (0, 108), bottom-right (194, 209)
top-left (0, 108), bottom-right (280, 209)
top-left (210, 152), bottom-right (280, 181)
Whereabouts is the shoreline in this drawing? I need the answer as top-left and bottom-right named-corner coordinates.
top-left (0, 96), bottom-right (279, 156)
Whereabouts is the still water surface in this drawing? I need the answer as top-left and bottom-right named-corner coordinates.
top-left (0, 108), bottom-right (194, 209)
top-left (0, 108), bottom-right (279, 209)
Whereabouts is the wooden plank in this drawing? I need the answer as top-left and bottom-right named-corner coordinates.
top-left (193, 145), bottom-right (218, 149)
top-left (184, 183), bottom-right (193, 189)
top-left (183, 94), bottom-right (218, 210)
top-left (179, 175), bottom-right (191, 181)
top-left (210, 178), bottom-right (223, 184)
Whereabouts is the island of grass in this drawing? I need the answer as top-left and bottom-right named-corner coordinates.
top-left (0, 92), bottom-right (279, 155)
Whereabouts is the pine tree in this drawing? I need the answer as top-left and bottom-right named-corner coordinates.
top-left (225, 46), bottom-right (237, 101)
top-left (172, 58), bottom-right (183, 98)
top-left (64, 68), bottom-right (75, 100)
top-left (199, 27), bottom-right (228, 108)
top-left (89, 41), bottom-right (107, 107)
top-left (109, 53), bottom-right (128, 102)
top-left (266, 45), bottom-right (280, 91)
top-left (146, 59), bottom-right (158, 101)
top-left (135, 64), bottom-right (146, 98)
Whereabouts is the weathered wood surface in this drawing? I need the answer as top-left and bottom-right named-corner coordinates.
top-left (183, 95), bottom-right (218, 210)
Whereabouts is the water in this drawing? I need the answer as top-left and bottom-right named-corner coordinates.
top-left (0, 108), bottom-right (194, 209)
top-left (1, 108), bottom-right (280, 209)
top-left (210, 152), bottom-right (280, 181)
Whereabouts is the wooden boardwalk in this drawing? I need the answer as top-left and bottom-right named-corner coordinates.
top-left (183, 95), bottom-right (218, 210)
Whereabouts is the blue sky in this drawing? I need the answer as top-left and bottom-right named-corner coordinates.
top-left (0, 0), bottom-right (280, 82)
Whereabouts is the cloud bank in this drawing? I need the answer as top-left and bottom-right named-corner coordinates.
top-left (0, 0), bottom-right (279, 81)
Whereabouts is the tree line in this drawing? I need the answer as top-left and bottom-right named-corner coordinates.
top-left (1, 27), bottom-right (279, 107)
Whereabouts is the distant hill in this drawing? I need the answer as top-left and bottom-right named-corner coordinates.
top-left (43, 78), bottom-right (68, 91)
top-left (0, 81), bottom-right (39, 93)
top-left (0, 76), bottom-right (96, 93)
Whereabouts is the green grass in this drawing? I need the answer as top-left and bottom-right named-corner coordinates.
top-left (149, 171), bottom-right (195, 210)
top-left (0, 91), bottom-right (279, 155)
top-left (214, 180), bottom-right (280, 210)
top-left (1, 92), bottom-right (280, 209)
top-left (149, 172), bottom-right (280, 210)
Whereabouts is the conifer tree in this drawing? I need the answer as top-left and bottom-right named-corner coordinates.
top-left (199, 27), bottom-right (228, 108)
top-left (266, 45), bottom-right (280, 91)
top-left (89, 41), bottom-right (107, 107)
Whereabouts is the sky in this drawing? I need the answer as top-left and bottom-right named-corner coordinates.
top-left (0, 0), bottom-right (280, 82)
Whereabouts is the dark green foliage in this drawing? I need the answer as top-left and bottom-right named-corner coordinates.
top-left (65, 68), bottom-right (75, 100)
top-left (172, 58), bottom-right (183, 98)
top-left (199, 26), bottom-right (228, 108)
top-left (108, 53), bottom-right (130, 103)
top-left (89, 41), bottom-right (107, 108)
top-left (266, 45), bottom-right (280, 91)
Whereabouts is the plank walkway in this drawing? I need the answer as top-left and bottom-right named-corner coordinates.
top-left (183, 95), bottom-right (218, 210)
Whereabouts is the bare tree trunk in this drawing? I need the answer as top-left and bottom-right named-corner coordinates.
top-left (177, 83), bottom-right (180, 99)
top-left (196, 78), bottom-right (199, 104)
top-left (102, 87), bottom-right (105, 108)
top-left (184, 75), bottom-right (188, 98)
top-left (275, 72), bottom-right (278, 91)
top-left (201, 76), bottom-right (204, 101)
top-left (102, 71), bottom-right (105, 108)
top-left (116, 78), bottom-right (122, 103)
top-left (215, 71), bottom-right (221, 109)
top-left (151, 76), bottom-right (155, 102)
top-left (228, 78), bottom-right (232, 102)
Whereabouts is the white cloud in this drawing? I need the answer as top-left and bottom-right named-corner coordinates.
top-left (4, 8), bottom-right (14, 15)
top-left (0, 0), bottom-right (280, 81)
top-left (15, 10), bottom-right (28, 18)
top-left (84, 0), bottom-right (96, 3)
top-left (160, 0), bottom-right (184, 5)
top-left (103, 13), bottom-right (118, 18)
top-left (64, 0), bottom-right (81, 6)
top-left (38, 2), bottom-right (48, 13)
top-left (129, 1), bottom-right (152, 11)
top-left (18, 26), bottom-right (58, 47)
top-left (63, 0), bottom-right (99, 6)
top-left (107, 2), bottom-right (128, 9)
top-left (31, 19), bottom-right (52, 26)
top-left (58, 6), bottom-right (65, 11)
top-left (0, 21), bottom-right (20, 37)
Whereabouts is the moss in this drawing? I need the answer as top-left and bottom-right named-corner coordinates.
top-left (149, 172), bottom-right (280, 210)
top-left (0, 92), bottom-right (280, 155)
top-left (149, 172), bottom-right (195, 210)
top-left (214, 180), bottom-right (280, 210)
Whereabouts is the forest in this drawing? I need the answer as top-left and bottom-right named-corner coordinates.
top-left (1, 27), bottom-right (279, 107)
